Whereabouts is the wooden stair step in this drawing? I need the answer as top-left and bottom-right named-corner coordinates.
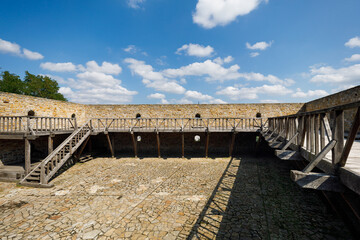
top-left (290, 170), bottom-right (345, 192)
top-left (24, 176), bottom-right (40, 181)
top-left (275, 150), bottom-right (303, 161)
top-left (269, 141), bottom-right (284, 149)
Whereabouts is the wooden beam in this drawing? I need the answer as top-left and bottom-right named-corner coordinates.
top-left (131, 132), bottom-right (137, 158)
top-left (314, 114), bottom-right (320, 154)
top-left (229, 132), bottom-right (236, 157)
top-left (48, 135), bottom-right (53, 155)
top-left (181, 132), bottom-right (184, 158)
top-left (25, 138), bottom-right (31, 175)
top-left (338, 107), bottom-right (360, 167)
top-left (280, 132), bottom-right (299, 151)
top-left (299, 116), bottom-right (307, 147)
top-left (76, 136), bottom-right (91, 160)
top-left (322, 115), bottom-right (332, 142)
top-left (156, 132), bottom-right (161, 158)
top-left (303, 140), bottom-right (337, 173)
top-left (332, 110), bottom-right (344, 165)
top-left (106, 133), bottom-right (114, 158)
top-left (205, 131), bottom-right (210, 158)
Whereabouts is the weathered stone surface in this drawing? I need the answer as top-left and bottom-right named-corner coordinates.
top-left (0, 156), bottom-right (352, 239)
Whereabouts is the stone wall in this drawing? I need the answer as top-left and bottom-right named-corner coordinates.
top-left (0, 92), bottom-right (88, 124)
top-left (304, 86), bottom-right (360, 132)
top-left (86, 103), bottom-right (304, 119)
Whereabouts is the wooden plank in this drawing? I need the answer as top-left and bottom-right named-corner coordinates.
top-left (48, 135), bottom-right (53, 155)
top-left (290, 170), bottom-right (344, 192)
top-left (280, 132), bottom-right (299, 151)
top-left (181, 132), bottom-right (184, 158)
top-left (322, 115), bottom-right (332, 141)
top-left (303, 140), bottom-right (337, 173)
top-left (106, 133), bottom-right (114, 158)
top-left (339, 107), bottom-right (360, 167)
top-left (156, 132), bottom-right (161, 158)
top-left (205, 131), bottom-right (210, 158)
top-left (131, 132), bottom-right (137, 158)
top-left (76, 136), bottom-right (91, 160)
top-left (25, 138), bottom-right (31, 175)
top-left (310, 115), bottom-right (315, 153)
top-left (299, 116), bottom-right (307, 148)
top-left (332, 110), bottom-right (344, 165)
top-left (275, 150), bottom-right (303, 161)
top-left (229, 132), bottom-right (236, 157)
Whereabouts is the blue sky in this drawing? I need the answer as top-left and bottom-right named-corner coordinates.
top-left (0, 0), bottom-right (359, 104)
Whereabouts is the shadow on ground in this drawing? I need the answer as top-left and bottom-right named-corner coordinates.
top-left (187, 154), bottom-right (353, 240)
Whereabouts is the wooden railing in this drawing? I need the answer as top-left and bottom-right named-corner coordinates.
top-left (20, 120), bottom-right (91, 185)
top-left (90, 117), bottom-right (266, 132)
top-left (266, 101), bottom-right (360, 169)
top-left (0, 116), bottom-right (77, 134)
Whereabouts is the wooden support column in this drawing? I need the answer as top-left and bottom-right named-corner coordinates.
top-left (314, 114), bottom-right (320, 154)
top-left (156, 132), bottom-right (161, 158)
top-left (229, 132), bottom-right (236, 157)
top-left (112, 134), bottom-right (115, 156)
top-left (25, 138), bottom-right (31, 175)
top-left (205, 131), bottom-right (210, 158)
top-left (131, 132), bottom-right (137, 158)
top-left (48, 134), bottom-right (53, 154)
top-left (310, 115), bottom-right (315, 153)
top-left (181, 132), bottom-right (185, 158)
top-left (320, 114), bottom-right (325, 149)
top-left (332, 110), bottom-right (344, 165)
top-left (76, 136), bottom-right (91, 161)
top-left (106, 133), bottom-right (114, 158)
top-left (339, 107), bottom-right (360, 167)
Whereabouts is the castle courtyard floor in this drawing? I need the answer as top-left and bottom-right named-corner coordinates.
top-left (0, 156), bottom-right (352, 239)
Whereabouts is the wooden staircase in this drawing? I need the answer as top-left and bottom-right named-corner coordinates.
top-left (19, 121), bottom-right (92, 187)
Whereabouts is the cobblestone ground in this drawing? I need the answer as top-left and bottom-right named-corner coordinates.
top-left (0, 156), bottom-right (352, 240)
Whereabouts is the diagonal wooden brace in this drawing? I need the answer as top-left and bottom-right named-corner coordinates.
top-left (303, 140), bottom-right (337, 173)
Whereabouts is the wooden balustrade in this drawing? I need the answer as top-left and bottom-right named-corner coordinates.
top-left (0, 116), bottom-right (77, 134)
top-left (267, 101), bottom-right (360, 168)
top-left (90, 117), bottom-right (266, 132)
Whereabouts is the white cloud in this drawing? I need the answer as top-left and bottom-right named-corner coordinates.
top-left (127, 0), bottom-right (145, 9)
top-left (40, 62), bottom-right (78, 72)
top-left (86, 61), bottom-right (122, 75)
top-left (23, 48), bottom-right (44, 60)
top-left (250, 52), bottom-right (260, 57)
top-left (124, 45), bottom-right (137, 53)
top-left (176, 44), bottom-right (214, 57)
top-left (124, 58), bottom-right (186, 94)
top-left (213, 56), bottom-right (234, 65)
top-left (163, 59), bottom-right (242, 82)
top-left (216, 84), bottom-right (292, 101)
top-left (193, 0), bottom-right (265, 29)
top-left (40, 74), bottom-right (66, 84)
top-left (246, 41), bottom-right (273, 50)
top-left (261, 99), bottom-right (280, 103)
top-left (344, 54), bottom-right (360, 62)
top-left (148, 93), bottom-right (166, 99)
top-left (345, 36), bottom-right (360, 48)
top-left (60, 72), bottom-right (137, 104)
top-left (0, 38), bottom-right (21, 54)
top-left (309, 64), bottom-right (360, 84)
top-left (185, 90), bottom-right (214, 101)
top-left (0, 38), bottom-right (44, 60)
top-left (292, 89), bottom-right (328, 98)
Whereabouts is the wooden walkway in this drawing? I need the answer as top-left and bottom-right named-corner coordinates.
top-left (263, 101), bottom-right (360, 195)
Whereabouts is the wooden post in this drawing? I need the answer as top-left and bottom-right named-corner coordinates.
top-left (320, 114), bottom-right (325, 149)
top-left (25, 138), bottom-right (31, 175)
top-left (48, 135), bottom-right (53, 154)
top-left (332, 110), bottom-right (344, 165)
top-left (106, 133), bottom-right (114, 158)
top-left (205, 131), bottom-right (210, 158)
top-left (131, 132), bottom-right (137, 158)
top-left (156, 132), bottom-right (161, 158)
top-left (229, 132), bottom-right (236, 157)
top-left (339, 107), bottom-right (360, 167)
top-left (112, 134), bottom-right (115, 156)
top-left (310, 115), bottom-right (315, 153)
top-left (314, 114), bottom-right (320, 154)
top-left (181, 132), bottom-right (185, 158)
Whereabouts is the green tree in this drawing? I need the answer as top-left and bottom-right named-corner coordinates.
top-left (0, 71), bottom-right (25, 94)
top-left (24, 71), bottom-right (67, 101)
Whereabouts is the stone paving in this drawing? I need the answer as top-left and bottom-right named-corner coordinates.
top-left (0, 156), bottom-right (353, 239)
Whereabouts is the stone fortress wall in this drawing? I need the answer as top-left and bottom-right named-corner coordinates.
top-left (1, 85), bottom-right (359, 126)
